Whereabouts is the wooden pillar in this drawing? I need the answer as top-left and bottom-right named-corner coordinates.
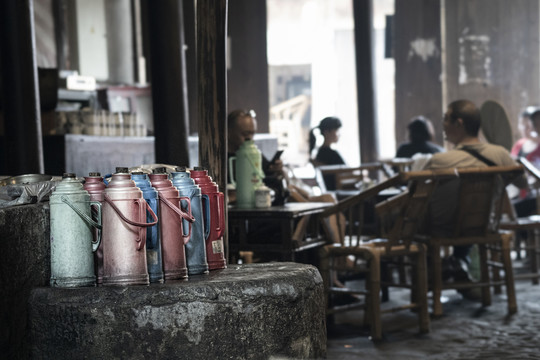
top-left (0, 0), bottom-right (44, 174)
top-left (197, 1), bottom-right (228, 187)
top-left (197, 0), bottom-right (228, 258)
top-left (443, 0), bottom-right (539, 141)
top-left (394, 0), bottom-right (442, 145)
top-left (353, 0), bottom-right (378, 163)
top-left (183, 0), bottom-right (198, 135)
top-left (145, 0), bottom-right (190, 166)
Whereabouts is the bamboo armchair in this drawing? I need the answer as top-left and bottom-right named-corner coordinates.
top-left (318, 170), bottom-right (450, 340)
top-left (416, 165), bottom-right (524, 318)
top-left (500, 157), bottom-right (540, 284)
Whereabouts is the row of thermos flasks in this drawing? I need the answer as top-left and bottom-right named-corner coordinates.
top-left (50, 166), bottom-right (227, 288)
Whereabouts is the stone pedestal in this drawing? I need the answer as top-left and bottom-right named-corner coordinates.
top-left (0, 203), bottom-right (50, 359)
top-left (29, 262), bottom-right (326, 359)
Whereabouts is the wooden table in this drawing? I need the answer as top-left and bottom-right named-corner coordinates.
top-left (228, 202), bottom-right (332, 263)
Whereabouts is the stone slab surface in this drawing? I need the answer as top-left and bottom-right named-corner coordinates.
top-left (29, 262), bottom-right (326, 360)
top-left (0, 203), bottom-right (50, 359)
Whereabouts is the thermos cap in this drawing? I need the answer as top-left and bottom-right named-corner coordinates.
top-left (193, 166), bottom-right (206, 171)
top-left (116, 167), bottom-right (129, 174)
top-left (62, 173), bottom-right (76, 179)
top-left (153, 167), bottom-right (167, 174)
top-left (88, 172), bottom-right (101, 177)
top-left (176, 166), bottom-right (188, 172)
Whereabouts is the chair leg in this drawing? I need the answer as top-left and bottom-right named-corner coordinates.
top-left (431, 242), bottom-right (443, 317)
top-left (479, 244), bottom-right (492, 307)
top-left (367, 250), bottom-right (382, 340)
top-left (501, 233), bottom-right (518, 315)
top-left (491, 248), bottom-right (502, 295)
top-left (531, 229), bottom-right (540, 285)
top-left (415, 246), bottom-right (430, 334)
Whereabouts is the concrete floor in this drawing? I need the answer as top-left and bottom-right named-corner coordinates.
top-left (325, 260), bottom-right (540, 359)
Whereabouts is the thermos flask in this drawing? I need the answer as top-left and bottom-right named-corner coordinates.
top-left (171, 166), bottom-right (209, 275)
top-left (83, 172), bottom-right (106, 284)
top-left (190, 167), bottom-right (227, 270)
top-left (149, 168), bottom-right (195, 281)
top-left (102, 167), bottom-right (157, 286)
top-left (228, 140), bottom-right (265, 208)
top-left (50, 173), bottom-right (102, 287)
top-left (132, 172), bottom-right (164, 283)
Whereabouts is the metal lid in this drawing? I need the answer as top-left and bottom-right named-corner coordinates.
top-left (153, 167), bottom-right (167, 174)
top-left (115, 167), bottom-right (129, 174)
top-left (88, 172), bottom-right (101, 177)
top-left (132, 171), bottom-right (145, 175)
top-left (193, 166), bottom-right (206, 171)
top-left (62, 173), bottom-right (76, 179)
top-left (176, 166), bottom-right (188, 172)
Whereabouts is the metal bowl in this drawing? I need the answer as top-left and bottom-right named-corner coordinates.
top-left (0, 174), bottom-right (53, 187)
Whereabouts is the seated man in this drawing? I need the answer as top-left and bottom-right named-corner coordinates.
top-left (420, 99), bottom-right (527, 287)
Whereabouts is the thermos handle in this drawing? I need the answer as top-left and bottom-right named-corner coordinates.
top-left (104, 194), bottom-right (158, 228)
top-left (90, 201), bottom-right (102, 252)
top-left (103, 174), bottom-right (112, 186)
top-left (158, 194), bottom-right (196, 244)
top-left (179, 196), bottom-right (193, 245)
top-left (228, 156), bottom-right (237, 186)
top-left (61, 196), bottom-right (103, 232)
top-left (214, 192), bottom-right (225, 239)
top-left (202, 194), bottom-right (211, 240)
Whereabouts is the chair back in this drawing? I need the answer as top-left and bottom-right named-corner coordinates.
top-left (376, 170), bottom-right (453, 251)
top-left (316, 162), bottom-right (388, 191)
top-left (425, 166), bottom-right (524, 238)
top-left (319, 170), bottom-right (454, 248)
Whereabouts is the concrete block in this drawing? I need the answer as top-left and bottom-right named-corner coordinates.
top-left (29, 262), bottom-right (326, 359)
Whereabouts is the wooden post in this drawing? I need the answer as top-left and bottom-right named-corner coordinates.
top-left (353, 0), bottom-right (378, 163)
top-left (146, 0), bottom-right (190, 166)
top-left (197, 0), bottom-right (228, 258)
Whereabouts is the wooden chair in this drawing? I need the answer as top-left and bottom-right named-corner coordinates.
top-left (318, 170), bottom-right (449, 340)
top-left (499, 157), bottom-right (540, 284)
top-left (315, 162), bottom-right (390, 191)
top-left (416, 165), bottom-right (524, 318)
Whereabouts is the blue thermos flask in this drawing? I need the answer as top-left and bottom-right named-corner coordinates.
top-left (132, 172), bottom-right (164, 283)
top-left (171, 166), bottom-right (210, 275)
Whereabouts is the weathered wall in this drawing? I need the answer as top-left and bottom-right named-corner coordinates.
top-left (444, 0), bottom-right (540, 143)
top-left (395, 0), bottom-right (443, 146)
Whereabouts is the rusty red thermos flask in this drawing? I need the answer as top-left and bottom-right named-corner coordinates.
top-left (102, 167), bottom-right (158, 286)
top-left (149, 167), bottom-right (195, 281)
top-left (190, 167), bottom-right (227, 270)
top-left (83, 172), bottom-right (106, 285)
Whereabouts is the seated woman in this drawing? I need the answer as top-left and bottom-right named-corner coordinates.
top-left (511, 106), bottom-right (539, 159)
top-left (309, 116), bottom-right (346, 190)
top-left (396, 116), bottom-right (444, 158)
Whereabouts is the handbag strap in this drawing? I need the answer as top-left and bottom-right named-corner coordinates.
top-left (460, 147), bottom-right (496, 167)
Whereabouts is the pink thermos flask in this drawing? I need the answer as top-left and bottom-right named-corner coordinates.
top-left (190, 167), bottom-right (227, 270)
top-left (149, 167), bottom-right (195, 281)
top-left (102, 167), bottom-right (158, 286)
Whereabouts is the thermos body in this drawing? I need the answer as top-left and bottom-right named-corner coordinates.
top-left (50, 174), bottom-right (101, 287)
